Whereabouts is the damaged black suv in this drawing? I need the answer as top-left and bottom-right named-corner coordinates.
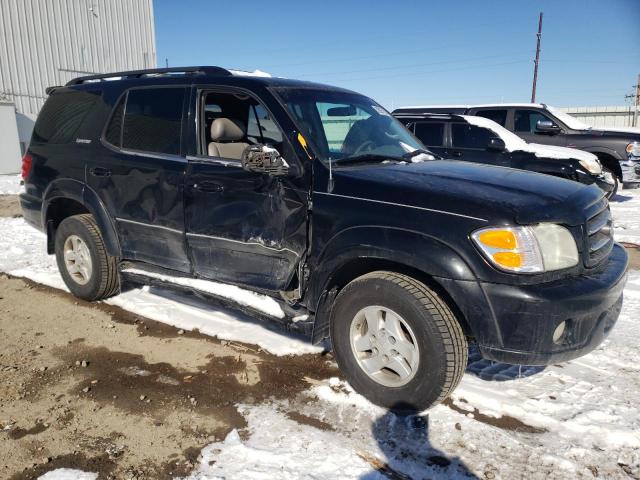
top-left (21, 67), bottom-right (628, 411)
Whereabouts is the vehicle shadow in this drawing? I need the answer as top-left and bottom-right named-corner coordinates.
top-left (611, 193), bottom-right (633, 202)
top-left (465, 344), bottom-right (545, 381)
top-left (360, 403), bottom-right (479, 479)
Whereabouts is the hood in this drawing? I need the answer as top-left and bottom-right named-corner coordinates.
top-left (580, 127), bottom-right (640, 140)
top-left (332, 160), bottom-right (603, 226)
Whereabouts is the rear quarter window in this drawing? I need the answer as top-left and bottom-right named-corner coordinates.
top-left (32, 90), bottom-right (100, 144)
top-left (414, 122), bottom-right (445, 147)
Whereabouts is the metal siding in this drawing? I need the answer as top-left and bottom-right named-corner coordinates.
top-left (0, 0), bottom-right (156, 116)
top-left (561, 105), bottom-right (639, 128)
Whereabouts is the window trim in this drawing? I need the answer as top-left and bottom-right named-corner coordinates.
top-left (100, 85), bottom-right (188, 161)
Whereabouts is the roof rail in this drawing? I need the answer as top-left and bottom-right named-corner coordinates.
top-left (66, 66), bottom-right (231, 86)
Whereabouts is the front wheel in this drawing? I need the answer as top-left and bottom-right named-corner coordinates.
top-left (330, 271), bottom-right (467, 412)
top-left (55, 214), bottom-right (120, 301)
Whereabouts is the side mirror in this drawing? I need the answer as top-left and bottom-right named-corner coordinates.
top-left (487, 137), bottom-right (506, 151)
top-left (535, 119), bottom-right (561, 134)
top-left (241, 144), bottom-right (289, 176)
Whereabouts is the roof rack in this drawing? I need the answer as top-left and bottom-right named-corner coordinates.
top-left (66, 66), bottom-right (231, 86)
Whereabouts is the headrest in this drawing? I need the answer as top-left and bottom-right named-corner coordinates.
top-left (210, 118), bottom-right (245, 142)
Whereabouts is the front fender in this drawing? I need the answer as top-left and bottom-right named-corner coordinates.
top-left (42, 179), bottom-right (120, 256)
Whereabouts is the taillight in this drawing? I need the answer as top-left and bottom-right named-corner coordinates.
top-left (21, 153), bottom-right (33, 180)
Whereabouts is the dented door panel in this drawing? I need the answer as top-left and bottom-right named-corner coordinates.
top-left (184, 159), bottom-right (307, 291)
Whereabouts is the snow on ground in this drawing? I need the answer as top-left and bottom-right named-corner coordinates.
top-left (611, 187), bottom-right (640, 245)
top-left (0, 217), bottom-right (320, 356)
top-left (1, 187), bottom-right (638, 479)
top-left (38, 469), bottom-right (98, 480)
top-left (0, 174), bottom-right (23, 195)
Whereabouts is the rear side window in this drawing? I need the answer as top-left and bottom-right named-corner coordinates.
top-left (451, 123), bottom-right (494, 149)
top-left (474, 109), bottom-right (507, 127)
top-left (105, 87), bottom-right (185, 155)
top-left (33, 90), bottom-right (99, 144)
top-left (414, 122), bottom-right (444, 147)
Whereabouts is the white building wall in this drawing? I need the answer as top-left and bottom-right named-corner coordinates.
top-left (0, 101), bottom-right (22, 174)
top-left (0, 0), bottom-right (156, 157)
top-left (560, 105), bottom-right (638, 129)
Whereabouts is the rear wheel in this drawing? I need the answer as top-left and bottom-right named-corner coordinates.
top-left (330, 271), bottom-right (467, 412)
top-left (55, 214), bottom-right (120, 301)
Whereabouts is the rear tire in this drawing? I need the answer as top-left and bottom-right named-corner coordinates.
top-left (55, 214), bottom-right (120, 301)
top-left (330, 271), bottom-right (467, 412)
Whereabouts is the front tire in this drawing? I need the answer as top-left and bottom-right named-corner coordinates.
top-left (55, 214), bottom-right (120, 301)
top-left (330, 271), bottom-right (467, 412)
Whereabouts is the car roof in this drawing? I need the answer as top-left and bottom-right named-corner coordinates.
top-left (393, 102), bottom-right (547, 112)
top-left (54, 66), bottom-right (359, 96)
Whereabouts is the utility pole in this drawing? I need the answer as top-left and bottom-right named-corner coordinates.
top-left (624, 74), bottom-right (639, 127)
top-left (165, 58), bottom-right (169, 68)
top-left (531, 12), bottom-right (543, 103)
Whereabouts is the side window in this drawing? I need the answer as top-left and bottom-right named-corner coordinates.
top-left (413, 122), bottom-right (444, 147)
top-left (33, 90), bottom-right (100, 144)
top-left (247, 104), bottom-right (283, 145)
top-left (474, 109), bottom-right (507, 127)
top-left (104, 96), bottom-right (125, 147)
top-left (451, 123), bottom-right (494, 149)
top-left (514, 109), bottom-right (556, 133)
top-left (201, 91), bottom-right (285, 160)
top-left (114, 87), bottom-right (186, 155)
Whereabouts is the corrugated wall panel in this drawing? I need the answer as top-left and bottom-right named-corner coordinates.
top-left (0, 0), bottom-right (156, 115)
top-left (561, 106), bottom-right (639, 128)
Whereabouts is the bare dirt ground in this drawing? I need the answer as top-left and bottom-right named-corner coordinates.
top-left (0, 275), bottom-right (338, 479)
top-left (0, 195), bottom-right (21, 218)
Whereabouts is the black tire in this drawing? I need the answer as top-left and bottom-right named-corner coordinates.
top-left (330, 271), bottom-right (467, 412)
top-left (55, 214), bottom-right (120, 301)
top-left (602, 167), bottom-right (618, 200)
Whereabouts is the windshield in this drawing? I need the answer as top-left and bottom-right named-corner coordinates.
top-left (547, 105), bottom-right (591, 130)
top-left (274, 88), bottom-right (427, 164)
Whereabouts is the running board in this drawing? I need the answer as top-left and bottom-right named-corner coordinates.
top-left (119, 262), bottom-right (314, 336)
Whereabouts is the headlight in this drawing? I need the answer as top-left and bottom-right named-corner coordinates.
top-left (578, 157), bottom-right (602, 175)
top-left (471, 224), bottom-right (579, 273)
top-left (626, 142), bottom-right (640, 157)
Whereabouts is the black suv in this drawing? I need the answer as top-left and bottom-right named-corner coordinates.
top-left (20, 67), bottom-right (628, 411)
top-left (393, 103), bottom-right (640, 194)
top-left (392, 112), bottom-right (615, 198)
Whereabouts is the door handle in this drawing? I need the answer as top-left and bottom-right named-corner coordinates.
top-left (192, 181), bottom-right (224, 193)
top-left (89, 167), bottom-right (111, 177)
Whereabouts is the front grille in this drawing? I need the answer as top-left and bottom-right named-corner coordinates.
top-left (584, 198), bottom-right (614, 267)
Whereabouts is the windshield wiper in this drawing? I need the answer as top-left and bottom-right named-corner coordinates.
top-left (401, 148), bottom-right (439, 161)
top-left (333, 153), bottom-right (404, 165)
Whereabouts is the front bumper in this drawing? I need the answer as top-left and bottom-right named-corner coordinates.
top-left (440, 243), bottom-right (628, 365)
top-left (622, 156), bottom-right (640, 186)
top-left (594, 172), bottom-right (615, 195)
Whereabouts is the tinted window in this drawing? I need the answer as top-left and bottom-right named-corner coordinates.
top-left (414, 122), bottom-right (444, 147)
top-left (451, 123), bottom-right (494, 149)
top-left (474, 109), bottom-right (507, 127)
top-left (514, 109), bottom-right (556, 133)
top-left (121, 88), bottom-right (185, 155)
top-left (33, 90), bottom-right (99, 144)
top-left (104, 96), bottom-right (125, 147)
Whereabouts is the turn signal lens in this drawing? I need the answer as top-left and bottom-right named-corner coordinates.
top-left (478, 230), bottom-right (517, 250)
top-left (492, 251), bottom-right (523, 268)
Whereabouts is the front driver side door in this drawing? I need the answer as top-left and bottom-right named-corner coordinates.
top-left (448, 122), bottom-right (510, 167)
top-left (183, 86), bottom-right (309, 292)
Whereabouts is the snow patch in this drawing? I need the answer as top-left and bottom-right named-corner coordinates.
top-left (229, 69), bottom-right (272, 77)
top-left (0, 174), bottom-right (23, 195)
top-left (38, 470), bottom-right (97, 480)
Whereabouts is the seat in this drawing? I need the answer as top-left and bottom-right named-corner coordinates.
top-left (208, 118), bottom-right (250, 159)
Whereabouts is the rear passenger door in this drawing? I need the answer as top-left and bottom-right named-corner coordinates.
top-left (411, 121), bottom-right (447, 157)
top-left (90, 86), bottom-right (191, 272)
top-left (449, 122), bottom-right (510, 167)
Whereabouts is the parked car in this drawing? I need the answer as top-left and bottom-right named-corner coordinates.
top-left (392, 112), bottom-right (616, 198)
top-left (20, 67), bottom-right (628, 411)
top-left (393, 103), bottom-right (640, 195)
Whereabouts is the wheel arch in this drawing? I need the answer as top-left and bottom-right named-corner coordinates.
top-left (585, 148), bottom-right (623, 180)
top-left (307, 227), bottom-right (477, 343)
top-left (42, 179), bottom-right (120, 256)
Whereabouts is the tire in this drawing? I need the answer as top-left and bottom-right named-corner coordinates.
top-left (330, 271), bottom-right (467, 412)
top-left (602, 167), bottom-right (618, 200)
top-left (55, 214), bottom-right (120, 301)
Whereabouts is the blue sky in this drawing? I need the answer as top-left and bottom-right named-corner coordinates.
top-left (154, 0), bottom-right (640, 109)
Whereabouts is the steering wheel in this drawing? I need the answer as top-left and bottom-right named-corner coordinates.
top-left (354, 140), bottom-right (376, 155)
